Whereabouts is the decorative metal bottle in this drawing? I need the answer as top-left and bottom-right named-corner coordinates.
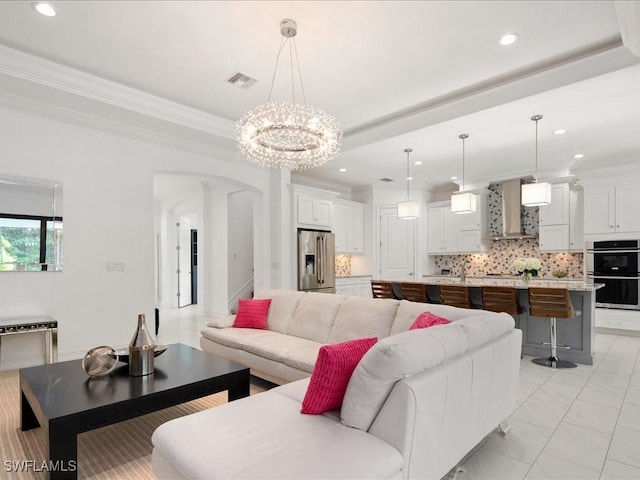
top-left (128, 313), bottom-right (155, 376)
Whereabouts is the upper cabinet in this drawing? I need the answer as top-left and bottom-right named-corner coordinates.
top-left (297, 194), bottom-right (333, 229)
top-left (458, 205), bottom-right (483, 231)
top-left (538, 183), bottom-right (583, 252)
top-left (332, 200), bottom-right (364, 254)
top-left (427, 203), bottom-right (460, 254)
top-left (539, 184), bottom-right (570, 226)
top-left (569, 188), bottom-right (585, 251)
top-left (584, 182), bottom-right (640, 236)
top-left (427, 195), bottom-right (487, 254)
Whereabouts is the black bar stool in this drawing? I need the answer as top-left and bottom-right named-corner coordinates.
top-left (528, 287), bottom-right (579, 369)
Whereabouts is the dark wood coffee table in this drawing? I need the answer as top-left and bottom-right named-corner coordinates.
top-left (19, 343), bottom-right (250, 479)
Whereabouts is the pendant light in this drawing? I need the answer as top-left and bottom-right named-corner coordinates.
top-left (521, 115), bottom-right (552, 206)
top-left (451, 133), bottom-right (477, 214)
top-left (237, 19), bottom-right (342, 170)
top-left (397, 148), bottom-right (420, 219)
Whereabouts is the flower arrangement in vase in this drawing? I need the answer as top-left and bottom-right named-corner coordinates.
top-left (512, 257), bottom-right (542, 283)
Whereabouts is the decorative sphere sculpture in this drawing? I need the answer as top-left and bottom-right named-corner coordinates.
top-left (82, 346), bottom-right (119, 376)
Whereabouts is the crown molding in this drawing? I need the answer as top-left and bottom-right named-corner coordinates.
top-left (615, 1), bottom-right (640, 57)
top-left (0, 44), bottom-right (235, 139)
top-left (343, 37), bottom-right (639, 151)
top-left (290, 174), bottom-right (351, 196)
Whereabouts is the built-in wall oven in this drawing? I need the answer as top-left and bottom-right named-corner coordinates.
top-left (586, 240), bottom-right (640, 310)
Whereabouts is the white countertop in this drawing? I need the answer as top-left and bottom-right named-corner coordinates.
top-left (335, 275), bottom-right (372, 279)
top-left (420, 276), bottom-right (603, 292)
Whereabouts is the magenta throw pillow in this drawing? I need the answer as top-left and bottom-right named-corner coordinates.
top-left (301, 337), bottom-right (378, 415)
top-left (232, 298), bottom-right (271, 329)
top-left (409, 311), bottom-right (451, 330)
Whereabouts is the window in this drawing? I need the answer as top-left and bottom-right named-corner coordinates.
top-left (0, 214), bottom-right (63, 271)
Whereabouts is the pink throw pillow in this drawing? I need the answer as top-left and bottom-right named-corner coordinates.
top-left (301, 337), bottom-right (378, 415)
top-left (410, 311), bottom-right (451, 330)
top-left (232, 298), bottom-right (271, 329)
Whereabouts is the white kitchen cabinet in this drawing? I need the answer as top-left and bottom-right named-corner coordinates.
top-left (539, 224), bottom-right (570, 252)
top-left (584, 183), bottom-right (640, 235)
top-left (335, 283), bottom-right (355, 296)
top-left (335, 276), bottom-right (371, 297)
top-left (458, 204), bottom-right (482, 230)
top-left (459, 229), bottom-right (482, 252)
top-left (427, 204), bottom-right (445, 254)
top-left (297, 195), bottom-right (332, 229)
top-left (538, 183), bottom-right (584, 252)
top-left (615, 184), bottom-right (640, 233)
top-left (569, 188), bottom-right (584, 251)
top-left (333, 203), bottom-right (347, 252)
top-left (332, 200), bottom-right (364, 254)
top-left (427, 197), bottom-right (486, 254)
top-left (348, 204), bottom-right (364, 254)
top-left (539, 183), bottom-right (570, 226)
top-left (595, 308), bottom-right (640, 332)
top-left (427, 203), bottom-right (460, 254)
top-left (584, 186), bottom-right (615, 234)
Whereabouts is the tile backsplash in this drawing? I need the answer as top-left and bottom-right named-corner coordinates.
top-left (335, 255), bottom-right (352, 277)
top-left (433, 238), bottom-right (583, 279)
top-left (487, 181), bottom-right (539, 237)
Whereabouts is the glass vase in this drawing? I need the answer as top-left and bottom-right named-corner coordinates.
top-left (522, 272), bottom-right (533, 284)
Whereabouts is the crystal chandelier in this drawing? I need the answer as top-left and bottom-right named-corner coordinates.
top-left (397, 148), bottom-right (420, 219)
top-left (522, 115), bottom-right (552, 206)
top-left (451, 133), bottom-right (477, 214)
top-left (237, 19), bottom-right (342, 171)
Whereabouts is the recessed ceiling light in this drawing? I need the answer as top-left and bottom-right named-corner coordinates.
top-left (338, 168), bottom-right (347, 172)
top-left (32, 2), bottom-right (56, 17)
top-left (499, 33), bottom-right (519, 46)
top-left (573, 153), bottom-right (584, 159)
top-left (451, 176), bottom-right (458, 181)
top-left (406, 176), bottom-right (413, 181)
top-left (413, 161), bottom-right (422, 165)
top-left (553, 129), bottom-right (566, 135)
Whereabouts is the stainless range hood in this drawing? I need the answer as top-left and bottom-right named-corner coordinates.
top-left (491, 178), bottom-right (536, 240)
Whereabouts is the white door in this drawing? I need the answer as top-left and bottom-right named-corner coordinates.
top-left (177, 217), bottom-right (192, 307)
top-left (379, 206), bottom-right (416, 281)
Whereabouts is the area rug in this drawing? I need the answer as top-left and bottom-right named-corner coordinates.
top-left (0, 369), bottom-right (266, 479)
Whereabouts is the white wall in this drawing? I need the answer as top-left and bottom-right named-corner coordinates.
top-left (0, 106), bottom-right (278, 369)
top-left (228, 190), bottom-right (254, 301)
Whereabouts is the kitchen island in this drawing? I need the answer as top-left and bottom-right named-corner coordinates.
top-left (396, 276), bottom-right (602, 365)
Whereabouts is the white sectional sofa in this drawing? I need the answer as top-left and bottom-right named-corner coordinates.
top-left (152, 289), bottom-right (522, 479)
top-left (199, 288), bottom-right (500, 385)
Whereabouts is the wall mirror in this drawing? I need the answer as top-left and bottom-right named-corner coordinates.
top-left (0, 175), bottom-right (63, 272)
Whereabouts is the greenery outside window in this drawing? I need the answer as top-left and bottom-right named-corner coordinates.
top-left (0, 214), bottom-right (63, 271)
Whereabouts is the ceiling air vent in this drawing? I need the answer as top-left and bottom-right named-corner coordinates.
top-left (379, 178), bottom-right (394, 183)
top-left (226, 72), bottom-right (257, 89)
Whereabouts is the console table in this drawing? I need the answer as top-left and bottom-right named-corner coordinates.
top-left (0, 316), bottom-right (58, 366)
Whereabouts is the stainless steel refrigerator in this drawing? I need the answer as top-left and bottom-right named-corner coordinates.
top-left (298, 230), bottom-right (336, 293)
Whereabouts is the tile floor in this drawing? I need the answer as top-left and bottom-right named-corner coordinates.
top-left (157, 306), bottom-right (640, 480)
